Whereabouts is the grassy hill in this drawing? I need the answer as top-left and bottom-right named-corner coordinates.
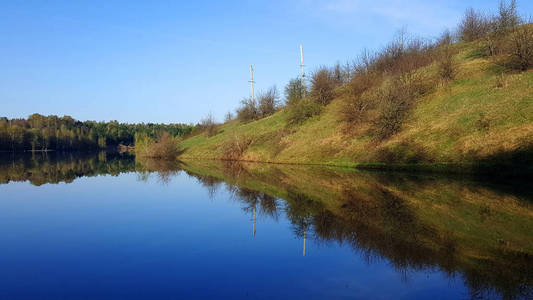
top-left (179, 32), bottom-right (533, 175)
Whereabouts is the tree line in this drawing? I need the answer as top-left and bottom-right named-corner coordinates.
top-left (0, 113), bottom-right (194, 152)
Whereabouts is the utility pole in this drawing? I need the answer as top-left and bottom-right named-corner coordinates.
top-left (300, 44), bottom-right (306, 95)
top-left (252, 205), bottom-right (256, 238)
top-left (249, 65), bottom-right (255, 106)
top-left (303, 229), bottom-right (306, 257)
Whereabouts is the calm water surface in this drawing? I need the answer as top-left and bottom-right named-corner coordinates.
top-left (0, 152), bottom-right (532, 299)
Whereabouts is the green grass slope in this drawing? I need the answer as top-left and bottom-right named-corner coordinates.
top-left (180, 42), bottom-right (533, 174)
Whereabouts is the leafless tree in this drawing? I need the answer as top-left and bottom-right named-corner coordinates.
top-left (258, 86), bottom-right (279, 117)
top-left (458, 8), bottom-right (490, 42)
top-left (310, 67), bottom-right (337, 106)
top-left (200, 112), bottom-right (217, 137)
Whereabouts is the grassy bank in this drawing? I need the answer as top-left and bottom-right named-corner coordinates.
top-left (179, 39), bottom-right (533, 174)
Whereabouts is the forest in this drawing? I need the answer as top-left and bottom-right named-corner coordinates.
top-left (0, 113), bottom-right (194, 152)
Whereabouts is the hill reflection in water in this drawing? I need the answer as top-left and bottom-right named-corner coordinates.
top-left (1, 153), bottom-right (532, 299)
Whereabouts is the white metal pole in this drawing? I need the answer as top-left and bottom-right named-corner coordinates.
top-left (300, 45), bottom-right (306, 95)
top-left (250, 65), bottom-right (255, 106)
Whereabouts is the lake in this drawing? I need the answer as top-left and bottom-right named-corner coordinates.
top-left (0, 152), bottom-right (532, 299)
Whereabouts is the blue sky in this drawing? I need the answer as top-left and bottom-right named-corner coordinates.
top-left (1, 0), bottom-right (531, 124)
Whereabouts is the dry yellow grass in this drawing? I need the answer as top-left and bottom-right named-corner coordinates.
top-left (180, 41), bottom-right (533, 172)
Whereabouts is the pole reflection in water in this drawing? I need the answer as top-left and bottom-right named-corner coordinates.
top-left (0, 153), bottom-right (532, 299)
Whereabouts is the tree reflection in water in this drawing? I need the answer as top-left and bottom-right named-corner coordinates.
top-left (1, 154), bottom-right (532, 299)
top-left (184, 160), bottom-right (533, 300)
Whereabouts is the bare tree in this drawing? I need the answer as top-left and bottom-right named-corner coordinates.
top-left (459, 8), bottom-right (490, 42)
top-left (257, 86), bottom-right (279, 117)
top-left (310, 67), bottom-right (336, 106)
top-left (496, 0), bottom-right (520, 33)
top-left (200, 112), bottom-right (217, 137)
top-left (437, 30), bottom-right (456, 81)
top-left (509, 25), bottom-right (533, 70)
top-left (236, 97), bottom-right (258, 121)
top-left (224, 111), bottom-right (234, 123)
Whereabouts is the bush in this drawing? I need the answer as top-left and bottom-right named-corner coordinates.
top-left (221, 134), bottom-right (252, 160)
top-left (495, 0), bottom-right (520, 33)
top-left (459, 8), bottom-right (490, 42)
top-left (372, 74), bottom-right (432, 140)
top-left (236, 97), bottom-right (258, 121)
top-left (135, 131), bottom-right (179, 159)
top-left (373, 83), bottom-right (412, 140)
top-left (331, 62), bottom-right (351, 85)
top-left (224, 111), bottom-right (234, 123)
top-left (310, 67), bottom-right (337, 105)
top-left (372, 31), bottom-right (434, 76)
top-left (437, 44), bottom-right (456, 81)
top-left (341, 71), bottom-right (381, 126)
top-left (284, 78), bottom-right (306, 106)
top-left (134, 132), bottom-right (154, 157)
top-left (257, 86), bottom-right (279, 117)
top-left (286, 98), bottom-right (322, 126)
top-left (341, 93), bottom-right (374, 127)
top-left (508, 25), bottom-right (533, 71)
top-left (200, 113), bottom-right (217, 137)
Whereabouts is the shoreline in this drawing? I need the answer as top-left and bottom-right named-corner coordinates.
top-left (178, 156), bottom-right (533, 178)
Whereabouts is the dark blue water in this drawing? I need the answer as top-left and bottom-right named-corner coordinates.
top-left (0, 153), bottom-right (531, 299)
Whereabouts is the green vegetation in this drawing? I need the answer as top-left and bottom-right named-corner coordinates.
top-left (180, 1), bottom-right (533, 175)
top-left (3, 152), bottom-right (531, 297)
top-left (179, 160), bottom-right (533, 298)
top-left (134, 131), bottom-right (180, 159)
top-left (0, 152), bottom-right (135, 185)
top-left (0, 114), bottom-right (194, 152)
top-left (236, 86), bottom-right (280, 122)
top-left (3, 2), bottom-right (531, 175)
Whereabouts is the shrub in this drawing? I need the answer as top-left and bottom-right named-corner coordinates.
top-left (372, 73), bottom-right (432, 140)
top-left (484, 0), bottom-right (523, 57)
top-left (221, 134), bottom-right (252, 160)
top-left (310, 67), bottom-right (337, 105)
top-left (437, 44), bottom-right (456, 81)
top-left (236, 97), bottom-right (258, 121)
top-left (284, 78), bottom-right (306, 106)
top-left (495, 0), bottom-right (520, 33)
top-left (257, 86), bottom-right (279, 117)
top-left (286, 98), bottom-right (322, 126)
top-left (134, 132), bottom-right (154, 157)
top-left (224, 111), bottom-right (234, 123)
top-left (341, 93), bottom-right (374, 127)
top-left (340, 71), bottom-right (381, 126)
top-left (508, 25), bottom-right (533, 71)
top-left (200, 113), bottom-right (217, 137)
top-left (237, 86), bottom-right (279, 121)
top-left (373, 82), bottom-right (412, 140)
top-left (331, 62), bottom-right (352, 85)
top-left (135, 131), bottom-right (179, 159)
top-left (484, 29), bottom-right (507, 57)
top-left (372, 31), bottom-right (434, 76)
top-left (459, 8), bottom-right (490, 42)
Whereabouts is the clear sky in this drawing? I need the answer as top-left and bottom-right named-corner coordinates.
top-left (1, 0), bottom-right (531, 124)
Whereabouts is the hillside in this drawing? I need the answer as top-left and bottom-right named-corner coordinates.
top-left (179, 36), bottom-right (533, 175)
